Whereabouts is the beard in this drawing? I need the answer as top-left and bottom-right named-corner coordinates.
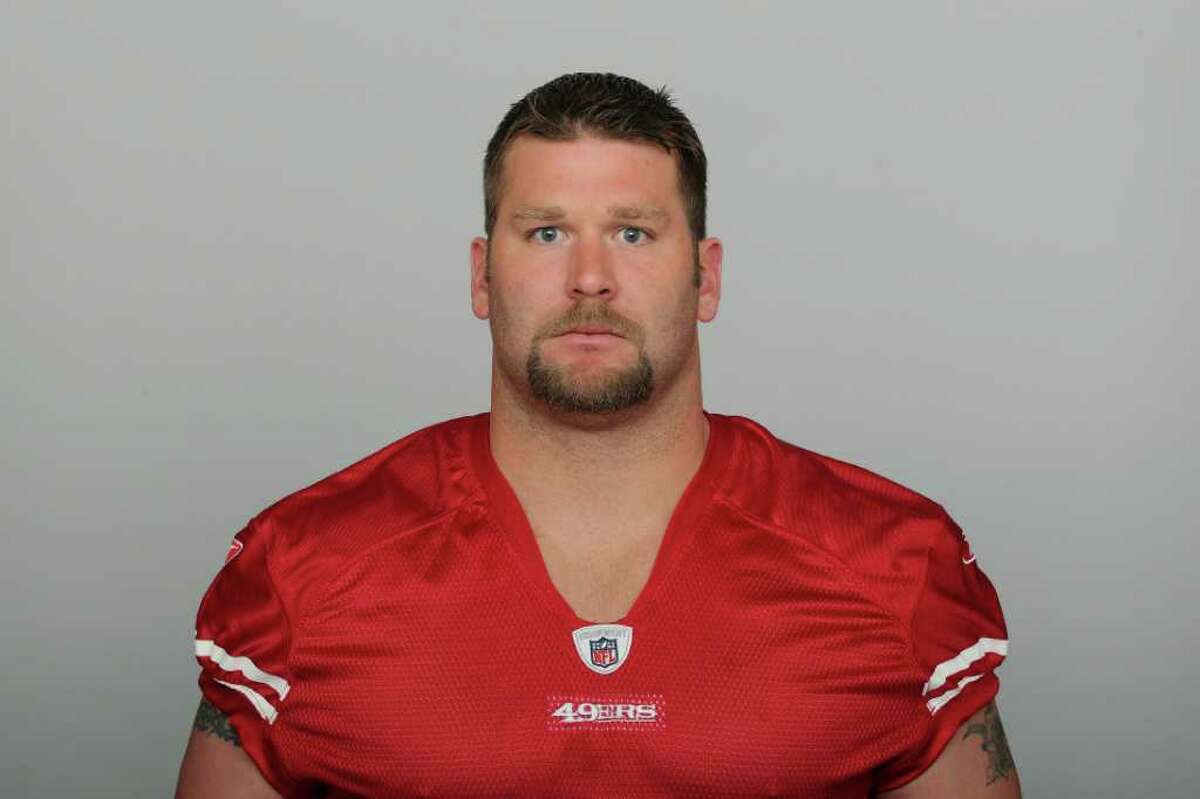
top-left (527, 342), bottom-right (654, 414)
top-left (523, 302), bottom-right (655, 414)
top-left (485, 246), bottom-right (703, 416)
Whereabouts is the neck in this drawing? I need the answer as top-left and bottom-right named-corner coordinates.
top-left (487, 363), bottom-right (710, 521)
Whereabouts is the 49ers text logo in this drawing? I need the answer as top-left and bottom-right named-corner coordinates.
top-left (546, 696), bottom-right (664, 729)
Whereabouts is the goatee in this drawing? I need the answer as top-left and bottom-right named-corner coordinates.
top-left (527, 346), bottom-right (654, 413)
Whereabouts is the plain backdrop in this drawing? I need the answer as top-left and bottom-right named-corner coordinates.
top-left (3, 2), bottom-right (1197, 797)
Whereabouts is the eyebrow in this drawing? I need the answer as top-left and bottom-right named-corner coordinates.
top-left (511, 205), bottom-right (670, 223)
top-left (608, 205), bottom-right (669, 222)
top-left (512, 206), bottom-right (566, 222)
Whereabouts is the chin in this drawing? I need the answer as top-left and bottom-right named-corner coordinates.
top-left (527, 354), bottom-right (655, 416)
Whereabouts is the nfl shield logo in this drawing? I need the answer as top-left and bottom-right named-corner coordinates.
top-left (572, 624), bottom-right (633, 675)
top-left (590, 637), bottom-right (619, 669)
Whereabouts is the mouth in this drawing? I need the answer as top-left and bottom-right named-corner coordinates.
top-left (561, 325), bottom-right (623, 338)
top-left (551, 325), bottom-right (628, 352)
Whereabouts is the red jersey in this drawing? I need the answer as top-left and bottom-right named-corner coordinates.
top-left (193, 413), bottom-right (1008, 797)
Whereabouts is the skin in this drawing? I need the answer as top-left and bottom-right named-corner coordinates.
top-left (176, 133), bottom-right (1020, 797)
top-left (176, 700), bottom-right (280, 798)
top-left (469, 134), bottom-right (723, 624)
top-left (881, 702), bottom-right (1021, 797)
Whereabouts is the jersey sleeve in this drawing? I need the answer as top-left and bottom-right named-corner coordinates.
top-left (193, 517), bottom-right (302, 797)
top-left (875, 510), bottom-right (1010, 792)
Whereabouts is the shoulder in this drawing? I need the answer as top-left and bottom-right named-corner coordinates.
top-left (237, 414), bottom-right (484, 604)
top-left (713, 413), bottom-right (965, 619)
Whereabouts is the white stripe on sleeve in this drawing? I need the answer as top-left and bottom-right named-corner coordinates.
top-left (214, 679), bottom-right (279, 724)
top-left (925, 673), bottom-right (983, 715)
top-left (922, 637), bottom-right (1008, 696)
top-left (195, 639), bottom-right (291, 700)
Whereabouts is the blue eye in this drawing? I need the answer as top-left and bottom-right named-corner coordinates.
top-left (621, 227), bottom-right (647, 244)
top-left (532, 227), bottom-right (560, 243)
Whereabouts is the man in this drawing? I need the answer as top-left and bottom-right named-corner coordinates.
top-left (177, 73), bottom-right (1019, 797)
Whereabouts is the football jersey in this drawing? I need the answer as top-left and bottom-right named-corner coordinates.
top-left (192, 412), bottom-right (1008, 797)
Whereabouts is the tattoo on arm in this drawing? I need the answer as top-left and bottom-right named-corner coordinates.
top-left (193, 698), bottom-right (241, 747)
top-left (962, 702), bottom-right (1014, 784)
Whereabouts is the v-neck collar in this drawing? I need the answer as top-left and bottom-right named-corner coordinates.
top-left (467, 411), bottom-right (732, 626)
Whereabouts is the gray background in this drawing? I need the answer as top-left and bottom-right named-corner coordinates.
top-left (3, 2), bottom-right (1196, 796)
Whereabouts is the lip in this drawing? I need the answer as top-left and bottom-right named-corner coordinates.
top-left (555, 331), bottom-right (626, 348)
top-left (562, 326), bottom-right (622, 337)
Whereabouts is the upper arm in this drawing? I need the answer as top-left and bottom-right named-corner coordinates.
top-left (190, 519), bottom-right (302, 793)
top-left (176, 699), bottom-right (284, 799)
top-left (878, 702), bottom-right (1021, 798)
top-left (874, 508), bottom-right (1012, 790)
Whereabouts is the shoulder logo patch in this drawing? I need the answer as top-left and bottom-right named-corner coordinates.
top-left (224, 537), bottom-right (244, 566)
top-left (572, 624), bottom-right (633, 675)
top-left (960, 533), bottom-right (977, 566)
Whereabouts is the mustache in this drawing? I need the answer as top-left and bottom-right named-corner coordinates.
top-left (536, 303), bottom-right (642, 343)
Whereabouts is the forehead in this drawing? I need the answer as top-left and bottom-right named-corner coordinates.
top-left (498, 134), bottom-right (684, 212)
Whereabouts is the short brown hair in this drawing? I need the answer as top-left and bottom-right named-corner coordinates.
top-left (483, 72), bottom-right (707, 242)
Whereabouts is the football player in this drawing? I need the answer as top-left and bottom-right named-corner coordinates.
top-left (177, 73), bottom-right (1019, 798)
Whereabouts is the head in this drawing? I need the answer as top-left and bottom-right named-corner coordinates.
top-left (483, 73), bottom-right (709, 259)
top-left (471, 73), bottom-right (722, 419)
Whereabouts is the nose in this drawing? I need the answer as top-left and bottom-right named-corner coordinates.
top-left (567, 235), bottom-right (615, 301)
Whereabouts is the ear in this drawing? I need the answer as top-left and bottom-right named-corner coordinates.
top-left (470, 236), bottom-right (490, 320)
top-left (696, 237), bottom-right (723, 323)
